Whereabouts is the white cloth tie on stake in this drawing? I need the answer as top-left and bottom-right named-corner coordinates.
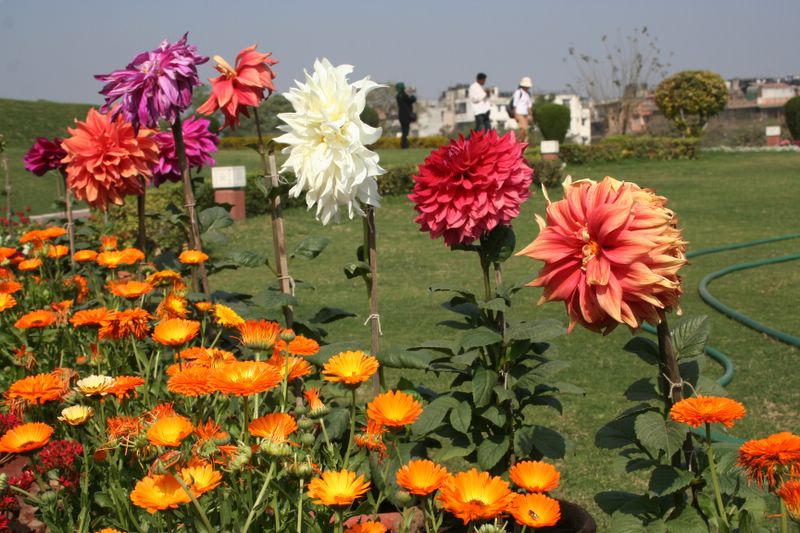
top-left (277, 275), bottom-right (296, 296)
top-left (363, 313), bottom-right (383, 335)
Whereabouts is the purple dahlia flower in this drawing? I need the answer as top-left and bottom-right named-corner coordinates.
top-left (24, 137), bottom-right (67, 176)
top-left (151, 116), bottom-right (218, 186)
top-left (96, 33), bottom-right (208, 131)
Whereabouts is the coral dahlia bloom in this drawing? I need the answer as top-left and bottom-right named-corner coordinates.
top-left (75, 375), bottom-right (115, 397)
top-left (180, 463), bottom-right (222, 496)
top-left (208, 361), bottom-right (282, 396)
top-left (15, 309), bottom-right (56, 329)
top-left (510, 493), bottom-right (561, 528)
top-left (152, 318), bottom-right (200, 346)
top-left (277, 58), bottom-right (385, 225)
top-left (70, 307), bottom-right (110, 328)
top-left (307, 469), bottom-right (371, 507)
top-left (509, 460), bottom-right (561, 492)
top-left (129, 473), bottom-right (191, 513)
top-left (409, 130), bottom-right (532, 246)
top-left (108, 280), bottom-right (153, 299)
top-left (146, 415), bottom-right (194, 447)
top-left (777, 480), bottom-right (800, 523)
top-left (167, 366), bottom-right (212, 396)
top-left (151, 116), bottom-right (218, 186)
top-left (7, 373), bottom-right (65, 404)
top-left (96, 33), bottom-right (208, 130)
top-left (0, 422), bottom-right (54, 453)
top-left (73, 249), bottom-right (98, 262)
top-left (24, 137), bottom-right (67, 176)
top-left (249, 413), bottom-right (298, 443)
top-left (517, 176), bottom-right (687, 333)
top-left (214, 303), bottom-right (245, 328)
top-left (58, 405), bottom-right (94, 426)
top-left (0, 293), bottom-right (16, 312)
top-left (669, 395), bottom-right (746, 428)
top-left (17, 258), bottom-right (43, 271)
top-left (107, 376), bottom-right (145, 400)
top-left (396, 459), bottom-right (449, 496)
top-left (61, 108), bottom-right (158, 210)
top-left (437, 469), bottom-right (516, 525)
top-left (345, 522), bottom-right (387, 533)
top-left (237, 319), bottom-right (281, 351)
top-left (322, 351), bottom-right (379, 387)
top-left (366, 390), bottom-right (423, 428)
top-left (738, 432), bottom-right (800, 487)
top-left (99, 308), bottom-right (152, 340)
top-left (197, 45), bottom-right (278, 129)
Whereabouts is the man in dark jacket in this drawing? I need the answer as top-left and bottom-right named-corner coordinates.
top-left (396, 82), bottom-right (416, 149)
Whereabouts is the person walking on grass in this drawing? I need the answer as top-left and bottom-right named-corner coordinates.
top-left (469, 72), bottom-right (491, 131)
top-left (512, 77), bottom-right (533, 143)
top-left (396, 82), bottom-right (417, 149)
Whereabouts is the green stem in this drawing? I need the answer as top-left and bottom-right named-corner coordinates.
top-left (174, 473), bottom-right (215, 533)
top-left (281, 355), bottom-right (290, 412)
top-left (241, 462), bottom-right (276, 533)
top-left (705, 423), bottom-right (729, 528)
top-left (242, 396), bottom-right (250, 441)
top-left (343, 388), bottom-right (357, 469)
top-left (335, 510), bottom-right (344, 533)
top-left (296, 478), bottom-right (304, 533)
top-left (780, 498), bottom-right (790, 533)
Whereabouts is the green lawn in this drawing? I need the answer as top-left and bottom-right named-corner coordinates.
top-left (206, 151), bottom-right (800, 526)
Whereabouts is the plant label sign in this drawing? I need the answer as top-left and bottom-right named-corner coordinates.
top-left (211, 166), bottom-right (247, 189)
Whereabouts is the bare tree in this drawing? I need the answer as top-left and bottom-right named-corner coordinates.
top-left (565, 27), bottom-right (671, 135)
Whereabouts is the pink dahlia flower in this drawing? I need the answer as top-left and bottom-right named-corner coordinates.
top-left (96, 33), bottom-right (208, 131)
top-left (24, 137), bottom-right (67, 176)
top-left (151, 116), bottom-right (218, 186)
top-left (61, 109), bottom-right (159, 210)
top-left (517, 176), bottom-right (686, 334)
top-left (409, 130), bottom-right (533, 246)
top-left (197, 45), bottom-right (278, 130)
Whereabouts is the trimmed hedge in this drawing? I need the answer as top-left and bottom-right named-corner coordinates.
top-left (559, 136), bottom-right (699, 164)
top-left (536, 103), bottom-right (571, 142)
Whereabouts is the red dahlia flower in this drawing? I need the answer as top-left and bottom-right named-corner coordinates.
top-left (24, 137), bottom-right (67, 176)
top-left (409, 130), bottom-right (533, 246)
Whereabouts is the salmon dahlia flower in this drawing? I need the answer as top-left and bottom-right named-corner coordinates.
top-left (277, 58), bottom-right (385, 225)
top-left (197, 45), bottom-right (278, 130)
top-left (409, 130), bottom-right (533, 246)
top-left (517, 176), bottom-right (686, 333)
top-left (61, 108), bottom-right (158, 210)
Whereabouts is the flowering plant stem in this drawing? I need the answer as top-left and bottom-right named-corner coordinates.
top-left (363, 206), bottom-right (384, 395)
top-left (343, 388), bottom-right (358, 469)
top-left (253, 106), bottom-right (293, 327)
top-left (174, 473), bottom-right (215, 532)
top-left (242, 461), bottom-right (276, 532)
top-left (705, 423), bottom-right (729, 528)
top-left (58, 169), bottom-right (76, 268)
top-left (780, 499), bottom-right (790, 533)
top-left (136, 181), bottom-right (146, 256)
top-left (171, 114), bottom-right (209, 296)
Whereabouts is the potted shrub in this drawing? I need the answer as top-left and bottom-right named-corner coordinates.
top-left (536, 103), bottom-right (571, 160)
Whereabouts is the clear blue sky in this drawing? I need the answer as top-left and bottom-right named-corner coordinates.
top-left (1, 0), bottom-right (798, 103)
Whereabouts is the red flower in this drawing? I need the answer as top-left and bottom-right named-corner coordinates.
top-left (409, 130), bottom-right (533, 246)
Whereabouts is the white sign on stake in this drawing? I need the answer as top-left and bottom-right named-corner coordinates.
top-left (211, 166), bottom-right (247, 189)
top-left (766, 126), bottom-right (781, 137)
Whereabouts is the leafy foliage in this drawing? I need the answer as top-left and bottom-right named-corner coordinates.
top-left (785, 96), bottom-right (800, 140)
top-left (654, 70), bottom-right (729, 137)
top-left (557, 136), bottom-right (699, 164)
top-left (536, 103), bottom-right (571, 142)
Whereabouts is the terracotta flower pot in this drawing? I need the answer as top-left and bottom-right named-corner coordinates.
top-left (344, 507), bottom-right (424, 532)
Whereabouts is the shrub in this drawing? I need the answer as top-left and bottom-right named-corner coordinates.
top-left (535, 103), bottom-right (571, 142)
top-left (529, 158), bottom-right (564, 188)
top-left (785, 96), bottom-right (800, 140)
top-left (360, 105), bottom-right (380, 128)
top-left (655, 70), bottom-right (728, 137)
top-left (560, 136), bottom-right (699, 164)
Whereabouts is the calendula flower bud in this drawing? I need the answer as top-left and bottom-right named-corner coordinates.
top-left (294, 405), bottom-right (308, 416)
top-left (474, 525), bottom-right (505, 533)
top-left (227, 442), bottom-right (252, 472)
top-left (280, 329), bottom-right (296, 342)
top-left (297, 417), bottom-right (315, 431)
top-left (260, 440), bottom-right (292, 457)
top-left (213, 434), bottom-right (231, 446)
top-left (300, 433), bottom-right (316, 447)
top-left (394, 490), bottom-right (413, 506)
top-left (38, 491), bottom-right (58, 506)
top-left (287, 461), bottom-right (314, 479)
top-left (0, 473), bottom-right (7, 491)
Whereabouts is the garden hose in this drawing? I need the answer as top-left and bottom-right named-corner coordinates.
top-left (640, 233), bottom-right (800, 444)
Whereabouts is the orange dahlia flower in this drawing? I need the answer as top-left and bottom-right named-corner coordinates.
top-left (15, 309), bottom-right (56, 329)
top-left (208, 361), bottom-right (282, 396)
top-left (345, 522), bottom-right (387, 533)
top-left (213, 303), bottom-right (245, 328)
top-left (437, 468), bottom-right (515, 525)
top-left (129, 473), bottom-right (191, 513)
top-left (146, 415), bottom-right (194, 447)
top-left (777, 480), bottom-right (800, 523)
top-left (670, 395), bottom-right (746, 428)
top-left (152, 318), bottom-right (200, 346)
top-left (73, 249), bottom-right (98, 262)
top-left (249, 412), bottom-right (298, 442)
top-left (517, 176), bottom-right (686, 333)
top-left (108, 280), bottom-right (153, 299)
top-left (367, 390), bottom-right (423, 428)
top-left (738, 432), bottom-right (800, 487)
top-left (98, 308), bottom-right (152, 340)
top-left (167, 366), bottom-right (212, 396)
top-left (509, 460), bottom-right (560, 493)
top-left (0, 422), bottom-right (53, 453)
top-left (307, 469), bottom-right (371, 507)
top-left (70, 307), bottom-right (110, 328)
top-left (0, 293), bottom-right (16, 312)
top-left (62, 108), bottom-right (158, 210)
top-left (180, 462), bottom-right (222, 496)
top-left (178, 250), bottom-right (208, 264)
top-left (267, 354), bottom-right (312, 382)
top-left (237, 319), bottom-right (281, 351)
top-left (0, 280), bottom-right (23, 294)
top-left (396, 459), bottom-right (449, 496)
top-left (107, 376), bottom-right (145, 400)
top-left (510, 492), bottom-right (561, 528)
top-left (322, 351), bottom-right (379, 388)
top-left (7, 373), bottom-right (64, 404)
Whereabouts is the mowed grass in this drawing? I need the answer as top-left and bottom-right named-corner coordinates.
top-left (208, 151), bottom-right (800, 524)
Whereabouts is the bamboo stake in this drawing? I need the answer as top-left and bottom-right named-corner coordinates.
top-left (59, 169), bottom-right (76, 269)
top-left (2, 154), bottom-right (9, 221)
top-left (365, 206), bottom-right (383, 395)
top-left (136, 180), bottom-right (146, 255)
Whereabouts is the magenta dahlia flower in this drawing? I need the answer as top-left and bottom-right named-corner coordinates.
top-left (409, 130), bottom-right (533, 246)
top-left (24, 137), bottom-right (67, 176)
top-left (151, 116), bottom-right (219, 186)
top-left (96, 33), bottom-right (208, 131)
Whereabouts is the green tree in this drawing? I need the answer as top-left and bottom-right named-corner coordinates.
top-left (784, 96), bottom-right (800, 140)
top-left (655, 70), bottom-right (728, 137)
top-left (536, 103), bottom-right (571, 143)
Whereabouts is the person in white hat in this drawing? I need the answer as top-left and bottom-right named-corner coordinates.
top-left (512, 77), bottom-right (533, 143)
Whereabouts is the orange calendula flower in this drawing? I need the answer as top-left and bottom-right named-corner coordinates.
top-left (40, 227), bottom-right (66, 240)
top-left (108, 280), bottom-right (153, 299)
top-left (738, 432), bottom-right (800, 487)
top-left (267, 354), bottom-right (312, 382)
top-left (155, 291), bottom-right (189, 319)
top-left (288, 335), bottom-right (320, 356)
top-left (0, 247), bottom-right (17, 262)
top-left (777, 480), bottom-right (800, 523)
top-left (15, 309), bottom-right (57, 329)
top-left (146, 415), bottom-right (194, 447)
top-left (437, 468), bottom-right (516, 525)
top-left (152, 318), bottom-right (200, 346)
top-left (46, 244), bottom-right (69, 259)
top-left (249, 413), bottom-right (298, 443)
top-left (510, 492), bottom-right (561, 528)
top-left (322, 351), bottom-right (379, 388)
top-left (7, 373), bottom-right (65, 404)
top-left (70, 307), bottom-right (110, 328)
top-left (99, 308), bottom-right (152, 340)
top-left (76, 375), bottom-right (115, 397)
top-left (96, 528), bottom-right (126, 533)
top-left (107, 416), bottom-right (144, 445)
top-left (107, 376), bottom-right (145, 400)
top-left (345, 522), bottom-right (387, 533)
top-left (146, 269), bottom-right (183, 287)
top-left (168, 366), bottom-right (213, 396)
top-left (0, 293), bottom-right (17, 312)
top-left (304, 387), bottom-right (327, 417)
top-left (180, 463), bottom-right (222, 496)
top-left (0, 281), bottom-right (23, 294)
top-left (100, 235), bottom-right (118, 251)
top-left (396, 459), bottom-right (449, 496)
top-left (208, 361), bottom-right (282, 396)
top-left (366, 390), bottom-right (423, 428)
top-left (129, 473), bottom-right (191, 513)
top-left (50, 299), bottom-right (73, 324)
top-left (670, 395), bottom-right (746, 429)
top-left (19, 230), bottom-right (45, 246)
top-left (307, 469), bottom-right (371, 507)
top-left (17, 258), bottom-right (43, 271)
top-left (355, 419), bottom-right (387, 457)
top-left (509, 460), bottom-right (561, 493)
top-left (73, 249), bottom-right (98, 262)
top-left (237, 319), bottom-right (281, 351)
top-left (59, 405), bottom-right (95, 426)
top-left (194, 301), bottom-right (212, 313)
top-left (65, 274), bottom-right (89, 303)
top-left (178, 250), bottom-right (209, 264)
top-left (0, 422), bottom-right (54, 453)
top-left (213, 303), bottom-right (245, 328)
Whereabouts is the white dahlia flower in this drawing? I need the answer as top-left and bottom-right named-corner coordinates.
top-left (276, 58), bottom-right (385, 225)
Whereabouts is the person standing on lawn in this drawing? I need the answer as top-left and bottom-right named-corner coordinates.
top-left (396, 82), bottom-right (417, 149)
top-left (469, 72), bottom-right (491, 131)
top-left (512, 77), bottom-right (533, 143)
